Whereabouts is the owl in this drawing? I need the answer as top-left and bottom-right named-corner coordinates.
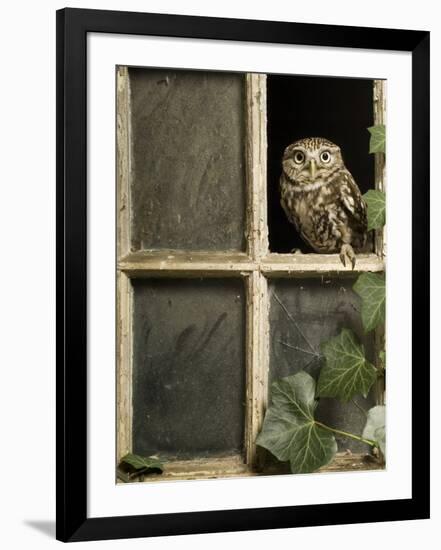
top-left (279, 137), bottom-right (368, 268)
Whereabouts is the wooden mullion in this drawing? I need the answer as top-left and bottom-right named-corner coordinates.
top-left (246, 73), bottom-right (268, 260)
top-left (245, 271), bottom-right (269, 466)
top-left (116, 65), bottom-right (131, 258)
top-left (374, 79), bottom-right (386, 258)
top-left (116, 271), bottom-right (133, 462)
top-left (373, 80), bottom-right (386, 406)
top-left (244, 73), bottom-right (269, 466)
top-left (261, 253), bottom-right (384, 275)
top-left (119, 252), bottom-right (385, 276)
top-left (119, 251), bottom-right (255, 276)
top-left (116, 66), bottom-right (133, 464)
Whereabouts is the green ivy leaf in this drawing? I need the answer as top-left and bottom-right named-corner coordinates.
top-left (368, 124), bottom-right (386, 153)
top-left (363, 189), bottom-right (386, 231)
top-left (353, 273), bottom-right (386, 332)
top-left (379, 350), bottom-right (386, 369)
top-left (362, 405), bottom-right (386, 456)
top-left (120, 453), bottom-right (163, 473)
top-left (256, 372), bottom-right (337, 474)
top-left (317, 329), bottom-right (377, 401)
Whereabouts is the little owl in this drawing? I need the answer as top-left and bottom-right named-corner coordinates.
top-left (280, 137), bottom-right (368, 268)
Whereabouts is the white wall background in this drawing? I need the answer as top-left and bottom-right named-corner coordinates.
top-left (0, 1), bottom-right (437, 548)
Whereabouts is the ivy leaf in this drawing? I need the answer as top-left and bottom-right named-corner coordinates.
top-left (353, 273), bottom-right (386, 332)
top-left (119, 453), bottom-right (163, 473)
top-left (368, 124), bottom-right (386, 153)
top-left (363, 189), bottom-right (386, 231)
top-left (362, 405), bottom-right (386, 456)
top-left (317, 329), bottom-right (377, 401)
top-left (256, 372), bottom-right (337, 474)
top-left (379, 350), bottom-right (386, 369)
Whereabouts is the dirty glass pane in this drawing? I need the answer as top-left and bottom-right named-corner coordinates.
top-left (129, 67), bottom-right (246, 251)
top-left (132, 278), bottom-right (245, 459)
top-left (269, 277), bottom-right (376, 452)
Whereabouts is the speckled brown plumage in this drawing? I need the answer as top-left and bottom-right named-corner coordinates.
top-left (280, 137), bottom-right (368, 268)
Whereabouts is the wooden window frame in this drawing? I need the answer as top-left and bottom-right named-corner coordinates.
top-left (116, 67), bottom-right (386, 481)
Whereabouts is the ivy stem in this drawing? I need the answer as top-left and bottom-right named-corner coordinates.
top-left (315, 421), bottom-right (377, 447)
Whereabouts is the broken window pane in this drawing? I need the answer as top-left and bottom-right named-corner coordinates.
top-left (267, 74), bottom-right (375, 253)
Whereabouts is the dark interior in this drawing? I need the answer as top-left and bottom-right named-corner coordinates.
top-left (267, 74), bottom-right (376, 253)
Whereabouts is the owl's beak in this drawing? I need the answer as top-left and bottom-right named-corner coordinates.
top-left (309, 159), bottom-right (317, 180)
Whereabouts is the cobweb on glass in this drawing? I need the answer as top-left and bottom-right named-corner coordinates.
top-left (272, 290), bottom-right (324, 375)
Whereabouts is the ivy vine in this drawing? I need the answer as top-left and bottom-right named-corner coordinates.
top-left (257, 124), bottom-right (386, 474)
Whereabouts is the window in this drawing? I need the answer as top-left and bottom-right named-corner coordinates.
top-left (116, 66), bottom-right (385, 481)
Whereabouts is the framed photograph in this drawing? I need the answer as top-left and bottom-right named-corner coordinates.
top-left (56, 7), bottom-right (430, 542)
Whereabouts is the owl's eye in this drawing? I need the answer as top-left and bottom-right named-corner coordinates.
top-left (320, 151), bottom-right (331, 163)
top-left (293, 151), bottom-right (305, 164)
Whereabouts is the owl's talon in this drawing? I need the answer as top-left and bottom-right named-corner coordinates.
top-left (351, 256), bottom-right (356, 270)
top-left (340, 244), bottom-right (356, 269)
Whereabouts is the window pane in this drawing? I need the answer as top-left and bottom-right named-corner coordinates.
top-left (132, 278), bottom-right (245, 459)
top-left (129, 68), bottom-right (246, 251)
top-left (269, 277), bottom-right (376, 452)
top-left (267, 75), bottom-right (375, 253)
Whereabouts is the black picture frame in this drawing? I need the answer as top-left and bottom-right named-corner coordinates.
top-left (56, 7), bottom-right (430, 542)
